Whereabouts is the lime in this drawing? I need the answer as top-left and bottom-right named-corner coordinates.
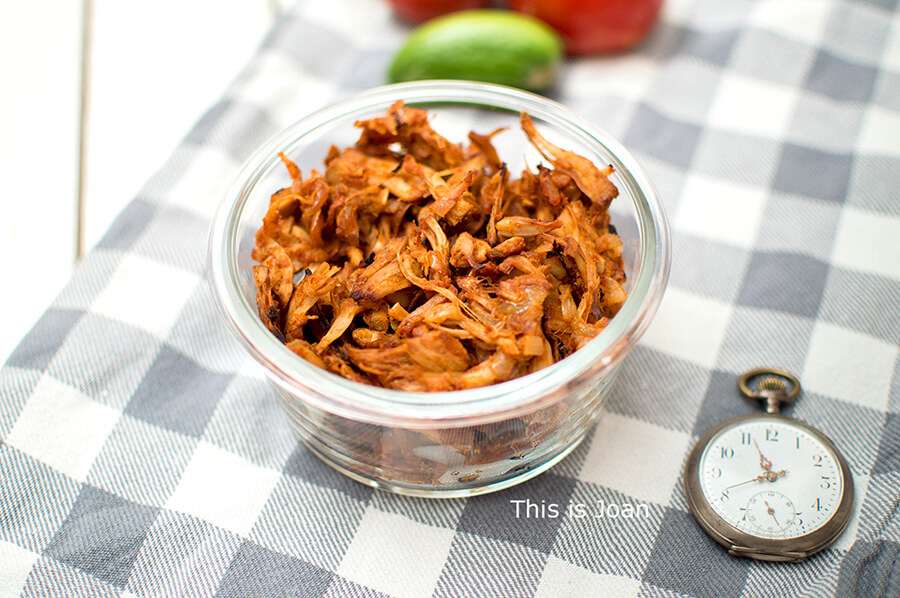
top-left (387, 10), bottom-right (563, 93)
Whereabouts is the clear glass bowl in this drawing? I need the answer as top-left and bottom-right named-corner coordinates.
top-left (208, 81), bottom-right (670, 497)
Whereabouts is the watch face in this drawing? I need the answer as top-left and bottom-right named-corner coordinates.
top-left (698, 417), bottom-right (843, 540)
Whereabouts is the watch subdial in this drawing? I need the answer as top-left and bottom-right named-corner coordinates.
top-left (745, 490), bottom-right (796, 537)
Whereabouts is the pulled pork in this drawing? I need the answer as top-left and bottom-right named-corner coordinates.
top-left (253, 101), bottom-right (626, 391)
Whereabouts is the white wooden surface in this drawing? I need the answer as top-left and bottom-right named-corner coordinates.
top-left (0, 0), bottom-right (288, 363)
top-left (0, 0), bottom-right (82, 363)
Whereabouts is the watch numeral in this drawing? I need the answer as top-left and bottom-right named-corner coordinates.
top-left (721, 489), bottom-right (730, 501)
top-left (741, 432), bottom-right (752, 445)
top-left (812, 498), bottom-right (823, 511)
top-left (720, 446), bottom-right (734, 459)
top-left (820, 476), bottom-right (831, 489)
top-left (812, 454), bottom-right (823, 467)
top-left (766, 428), bottom-right (779, 442)
top-left (710, 466), bottom-right (722, 479)
top-left (796, 436), bottom-right (801, 449)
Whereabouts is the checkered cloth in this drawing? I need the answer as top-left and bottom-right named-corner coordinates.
top-left (2, 0), bottom-right (899, 596)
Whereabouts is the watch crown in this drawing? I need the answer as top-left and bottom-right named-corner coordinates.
top-left (756, 377), bottom-right (787, 393)
top-left (737, 368), bottom-right (801, 414)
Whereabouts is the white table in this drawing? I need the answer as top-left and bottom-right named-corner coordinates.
top-left (0, 0), bottom-right (291, 362)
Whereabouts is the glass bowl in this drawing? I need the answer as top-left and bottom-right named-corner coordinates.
top-left (208, 81), bottom-right (670, 497)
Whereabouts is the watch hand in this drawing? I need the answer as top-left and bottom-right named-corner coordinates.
top-left (753, 439), bottom-right (772, 471)
top-left (765, 500), bottom-right (779, 525)
top-left (725, 474), bottom-right (766, 490)
top-left (765, 469), bottom-right (787, 482)
top-left (724, 469), bottom-right (788, 492)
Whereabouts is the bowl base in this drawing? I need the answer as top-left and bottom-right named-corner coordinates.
top-left (301, 434), bottom-right (586, 499)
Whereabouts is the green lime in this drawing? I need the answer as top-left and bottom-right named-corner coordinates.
top-left (387, 10), bottom-right (563, 93)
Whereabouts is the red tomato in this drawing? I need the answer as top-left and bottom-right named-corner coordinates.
top-left (386, 0), bottom-right (491, 24)
top-left (509, 0), bottom-right (663, 55)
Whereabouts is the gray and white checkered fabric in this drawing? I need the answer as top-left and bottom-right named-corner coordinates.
top-left (2, 0), bottom-right (898, 596)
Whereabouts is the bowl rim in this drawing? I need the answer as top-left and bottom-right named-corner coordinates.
top-left (208, 80), bottom-right (670, 426)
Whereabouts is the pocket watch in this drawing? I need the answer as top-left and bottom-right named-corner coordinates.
top-left (684, 368), bottom-right (854, 562)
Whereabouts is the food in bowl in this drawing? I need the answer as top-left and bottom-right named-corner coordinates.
top-left (209, 81), bottom-right (669, 496)
top-left (252, 101), bottom-right (627, 391)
